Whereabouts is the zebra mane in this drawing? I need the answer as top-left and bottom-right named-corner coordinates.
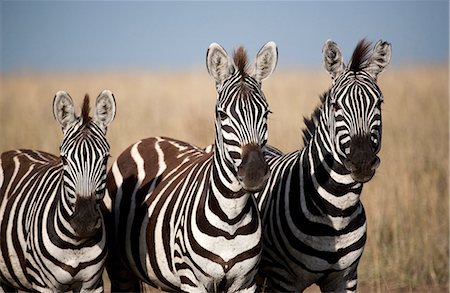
top-left (81, 94), bottom-right (92, 124)
top-left (233, 46), bottom-right (249, 78)
top-left (301, 96), bottom-right (324, 146)
top-left (348, 38), bottom-right (372, 72)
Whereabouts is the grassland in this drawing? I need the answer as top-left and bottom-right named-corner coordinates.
top-left (0, 66), bottom-right (448, 292)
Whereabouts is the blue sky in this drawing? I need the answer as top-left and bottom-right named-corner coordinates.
top-left (1, 1), bottom-right (448, 72)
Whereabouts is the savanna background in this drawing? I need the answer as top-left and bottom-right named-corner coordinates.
top-left (1, 2), bottom-right (448, 293)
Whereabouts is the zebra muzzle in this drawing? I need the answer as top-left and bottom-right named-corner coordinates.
top-left (70, 195), bottom-right (102, 238)
top-left (344, 135), bottom-right (381, 183)
top-left (237, 144), bottom-right (270, 193)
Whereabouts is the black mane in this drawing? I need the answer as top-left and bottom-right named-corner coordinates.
top-left (301, 95), bottom-right (324, 146)
top-left (348, 38), bottom-right (372, 72)
top-left (233, 46), bottom-right (252, 94)
top-left (233, 46), bottom-right (249, 78)
top-left (81, 94), bottom-right (92, 125)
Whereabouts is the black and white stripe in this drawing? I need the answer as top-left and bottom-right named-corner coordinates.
top-left (0, 90), bottom-right (116, 292)
top-left (103, 42), bottom-right (277, 292)
top-left (256, 39), bottom-right (391, 292)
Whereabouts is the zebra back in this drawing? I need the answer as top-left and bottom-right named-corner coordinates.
top-left (256, 39), bottom-right (391, 292)
top-left (0, 90), bottom-right (116, 292)
top-left (104, 42), bottom-right (277, 293)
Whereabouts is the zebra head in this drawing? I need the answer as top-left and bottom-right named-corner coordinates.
top-left (53, 90), bottom-right (116, 237)
top-left (322, 39), bottom-right (391, 183)
top-left (207, 42), bottom-right (278, 193)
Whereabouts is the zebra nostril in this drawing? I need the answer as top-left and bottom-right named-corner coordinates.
top-left (237, 167), bottom-right (245, 182)
top-left (371, 156), bottom-right (381, 170)
top-left (94, 216), bottom-right (101, 230)
top-left (343, 159), bottom-right (356, 172)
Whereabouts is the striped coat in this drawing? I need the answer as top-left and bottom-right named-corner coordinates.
top-left (103, 42), bottom-right (278, 292)
top-left (256, 39), bottom-right (391, 292)
top-left (0, 90), bottom-right (116, 292)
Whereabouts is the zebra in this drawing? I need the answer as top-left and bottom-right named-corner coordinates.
top-left (102, 41), bottom-right (278, 293)
top-left (0, 90), bottom-right (116, 292)
top-left (256, 39), bottom-right (391, 292)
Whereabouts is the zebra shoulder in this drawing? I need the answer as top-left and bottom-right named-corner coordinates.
top-left (1, 150), bottom-right (59, 169)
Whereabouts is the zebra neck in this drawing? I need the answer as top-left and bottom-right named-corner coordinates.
top-left (303, 126), bottom-right (363, 214)
top-left (212, 140), bottom-right (244, 195)
top-left (210, 143), bottom-right (252, 220)
top-left (54, 185), bottom-right (81, 237)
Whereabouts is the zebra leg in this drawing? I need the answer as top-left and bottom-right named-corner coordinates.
top-left (72, 278), bottom-right (104, 293)
top-left (103, 209), bottom-right (141, 291)
top-left (257, 266), bottom-right (299, 292)
top-left (342, 264), bottom-right (358, 293)
top-left (232, 283), bottom-right (257, 293)
top-left (105, 255), bottom-right (141, 292)
top-left (226, 270), bottom-right (258, 293)
top-left (178, 268), bottom-right (207, 293)
top-left (317, 267), bottom-right (358, 293)
top-left (104, 231), bottom-right (141, 292)
top-left (0, 282), bottom-right (18, 293)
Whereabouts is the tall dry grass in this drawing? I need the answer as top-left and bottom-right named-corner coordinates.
top-left (0, 66), bottom-right (448, 292)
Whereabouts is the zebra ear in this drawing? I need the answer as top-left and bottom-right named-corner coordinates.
top-left (206, 43), bottom-right (231, 85)
top-left (254, 41), bottom-right (278, 82)
top-left (366, 40), bottom-right (392, 79)
top-left (93, 90), bottom-right (116, 131)
top-left (323, 40), bottom-right (345, 79)
top-left (53, 91), bottom-right (76, 129)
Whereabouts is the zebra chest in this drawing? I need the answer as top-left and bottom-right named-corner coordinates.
top-left (23, 220), bottom-right (106, 290)
top-left (170, 196), bottom-right (261, 291)
top-left (283, 217), bottom-right (367, 273)
top-left (174, 212), bottom-right (259, 264)
top-left (25, 239), bottom-right (102, 274)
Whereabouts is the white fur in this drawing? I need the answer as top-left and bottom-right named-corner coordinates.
top-left (254, 41), bottom-right (278, 82)
top-left (206, 43), bottom-right (231, 85)
top-left (322, 39), bottom-right (345, 79)
top-left (53, 91), bottom-right (76, 129)
top-left (366, 40), bottom-right (392, 79)
top-left (94, 90), bottom-right (116, 131)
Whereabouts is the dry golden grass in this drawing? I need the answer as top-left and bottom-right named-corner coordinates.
top-left (1, 66), bottom-right (448, 292)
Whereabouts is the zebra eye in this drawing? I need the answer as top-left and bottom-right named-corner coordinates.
top-left (263, 110), bottom-right (272, 119)
top-left (218, 110), bottom-right (228, 121)
top-left (332, 101), bottom-right (341, 112)
top-left (60, 155), bottom-right (68, 164)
